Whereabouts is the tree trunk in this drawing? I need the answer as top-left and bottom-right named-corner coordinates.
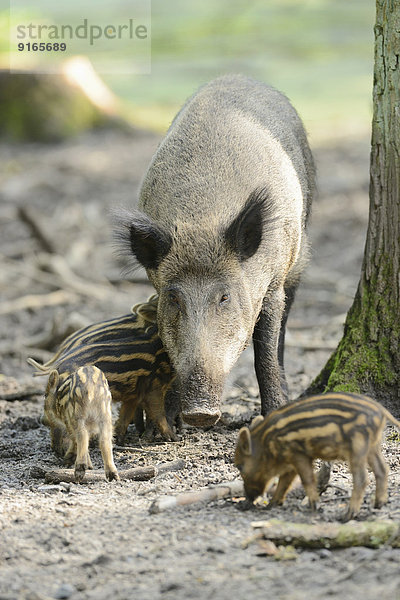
top-left (308, 0), bottom-right (400, 416)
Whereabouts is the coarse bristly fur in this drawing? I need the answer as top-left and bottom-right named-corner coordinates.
top-left (115, 74), bottom-right (316, 427)
top-left (44, 365), bottom-right (119, 483)
top-left (235, 392), bottom-right (400, 522)
top-left (29, 299), bottom-right (177, 445)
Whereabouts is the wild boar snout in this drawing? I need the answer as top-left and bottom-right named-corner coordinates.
top-left (179, 367), bottom-right (223, 426)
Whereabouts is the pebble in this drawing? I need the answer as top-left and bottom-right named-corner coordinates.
top-left (206, 543), bottom-right (226, 554)
top-left (37, 485), bottom-right (67, 494)
top-left (160, 581), bottom-right (181, 593)
top-left (248, 386), bottom-right (259, 397)
top-left (347, 546), bottom-right (376, 561)
top-left (53, 583), bottom-right (76, 599)
top-left (59, 482), bottom-right (71, 492)
top-left (300, 550), bottom-right (319, 562)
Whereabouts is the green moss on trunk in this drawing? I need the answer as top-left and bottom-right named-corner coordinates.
top-left (309, 280), bottom-right (398, 397)
top-left (307, 1), bottom-right (400, 417)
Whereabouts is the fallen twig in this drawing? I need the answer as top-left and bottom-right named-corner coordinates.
top-left (285, 338), bottom-right (338, 351)
top-left (149, 479), bottom-right (244, 514)
top-left (1, 343), bottom-right (53, 364)
top-left (288, 313), bottom-right (347, 330)
top-left (108, 277), bottom-right (152, 285)
top-left (0, 376), bottom-right (45, 400)
top-left (18, 205), bottom-right (58, 254)
top-left (113, 445), bottom-right (154, 453)
top-left (245, 519), bottom-right (400, 549)
top-left (30, 459), bottom-right (185, 484)
top-left (0, 254), bottom-right (61, 290)
top-left (114, 442), bottom-right (181, 453)
top-left (0, 290), bottom-right (78, 315)
top-left (36, 254), bottom-right (113, 300)
top-left (24, 312), bottom-right (89, 352)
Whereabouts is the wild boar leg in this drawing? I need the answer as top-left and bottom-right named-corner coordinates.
top-left (292, 455), bottom-right (319, 510)
top-left (268, 469), bottom-right (297, 507)
top-left (253, 287), bottom-right (286, 414)
top-left (367, 444), bottom-right (388, 509)
top-left (277, 282), bottom-right (298, 396)
top-left (143, 385), bottom-right (177, 442)
top-left (133, 407), bottom-right (145, 435)
top-left (74, 426), bottom-right (90, 482)
top-left (51, 425), bottom-right (69, 458)
top-left (98, 418), bottom-right (119, 482)
top-left (115, 398), bottom-right (140, 445)
top-left (343, 454), bottom-right (368, 521)
top-left (164, 385), bottom-right (182, 431)
top-left (64, 439), bottom-right (77, 467)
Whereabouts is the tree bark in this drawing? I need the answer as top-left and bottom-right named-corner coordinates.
top-left (308, 0), bottom-right (400, 416)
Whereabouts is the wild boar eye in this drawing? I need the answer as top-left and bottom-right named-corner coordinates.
top-left (168, 291), bottom-right (180, 309)
top-left (219, 293), bottom-right (230, 306)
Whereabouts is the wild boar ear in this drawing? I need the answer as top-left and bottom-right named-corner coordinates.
top-left (113, 209), bottom-right (172, 271)
top-left (132, 294), bottom-right (158, 325)
top-left (129, 215), bottom-right (172, 270)
top-left (224, 189), bottom-right (277, 261)
top-left (250, 415), bottom-right (264, 429)
top-left (238, 427), bottom-right (253, 456)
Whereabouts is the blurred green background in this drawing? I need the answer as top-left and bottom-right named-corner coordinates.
top-left (105, 0), bottom-right (375, 143)
top-left (2, 0), bottom-right (375, 143)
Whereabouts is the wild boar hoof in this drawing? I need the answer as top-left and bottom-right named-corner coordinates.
top-left (63, 454), bottom-right (76, 468)
top-left (265, 498), bottom-right (284, 510)
top-left (141, 423), bottom-right (158, 442)
top-left (74, 463), bottom-right (86, 483)
top-left (374, 498), bottom-right (387, 509)
top-left (142, 425), bottom-right (178, 443)
top-left (235, 499), bottom-right (255, 512)
top-left (167, 431), bottom-right (179, 442)
top-left (308, 499), bottom-right (320, 512)
top-left (106, 469), bottom-right (119, 482)
top-left (159, 425), bottom-right (179, 442)
top-left (340, 508), bottom-right (357, 522)
top-left (115, 434), bottom-right (126, 447)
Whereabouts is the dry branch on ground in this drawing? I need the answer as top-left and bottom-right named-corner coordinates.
top-left (30, 459), bottom-right (185, 484)
top-left (149, 479), bottom-right (244, 513)
top-left (245, 519), bottom-right (400, 549)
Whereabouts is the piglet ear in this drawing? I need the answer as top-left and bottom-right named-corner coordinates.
top-left (238, 427), bottom-right (253, 456)
top-left (225, 188), bottom-right (277, 261)
top-left (113, 209), bottom-right (172, 271)
top-left (250, 415), bottom-right (264, 430)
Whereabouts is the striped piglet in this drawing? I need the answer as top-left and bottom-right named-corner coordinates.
top-left (235, 392), bottom-right (400, 521)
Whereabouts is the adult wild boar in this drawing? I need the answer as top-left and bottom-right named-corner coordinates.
top-left (118, 75), bottom-right (315, 427)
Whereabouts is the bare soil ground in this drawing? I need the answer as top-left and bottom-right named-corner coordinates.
top-left (0, 129), bottom-right (399, 600)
